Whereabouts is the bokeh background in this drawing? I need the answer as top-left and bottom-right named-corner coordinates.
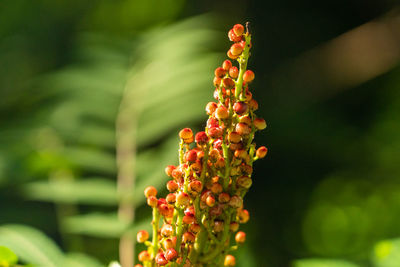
top-left (1, 1), bottom-right (400, 266)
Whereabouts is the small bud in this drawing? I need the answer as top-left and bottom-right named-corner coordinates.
top-left (235, 231), bottom-right (246, 243)
top-left (235, 123), bottom-right (251, 135)
top-left (179, 128), bottom-right (193, 140)
top-left (138, 251), bottom-right (151, 262)
top-left (229, 195), bottom-right (243, 208)
top-left (228, 131), bottom-right (242, 143)
top-left (230, 43), bottom-right (243, 56)
top-left (195, 131), bottom-right (209, 145)
top-left (222, 60), bottom-right (232, 70)
top-left (215, 67), bottom-right (226, 78)
top-left (253, 118), bottom-right (267, 130)
top-left (243, 70), bottom-right (255, 83)
top-left (136, 230), bottom-right (149, 243)
top-left (239, 115), bottom-right (252, 125)
top-left (230, 222), bottom-right (240, 232)
top-left (224, 255), bottom-right (236, 266)
top-left (166, 180), bottom-right (178, 192)
top-left (176, 192), bottom-right (190, 207)
top-left (215, 106), bottom-right (229, 120)
top-left (182, 231), bottom-right (196, 243)
top-left (229, 66), bottom-right (239, 79)
top-left (218, 192), bottom-right (231, 203)
top-left (185, 150), bottom-right (197, 163)
top-left (228, 29), bottom-right (242, 42)
top-left (238, 209), bottom-right (250, 223)
top-left (165, 248), bottom-right (178, 261)
top-left (233, 102), bottom-right (248, 115)
top-left (147, 196), bottom-right (158, 207)
top-left (188, 180), bottom-right (203, 193)
top-left (161, 224), bottom-right (173, 237)
top-left (163, 238), bottom-right (174, 250)
top-left (222, 78), bottom-right (235, 89)
top-left (233, 24), bottom-right (245, 36)
top-left (206, 195), bottom-right (216, 207)
top-left (155, 253), bottom-right (168, 266)
top-left (256, 146), bottom-right (268, 158)
top-left (165, 165), bottom-right (176, 177)
top-left (227, 50), bottom-right (239, 60)
top-left (210, 183), bottom-right (223, 194)
top-left (144, 186), bottom-right (157, 198)
top-left (208, 127), bottom-right (223, 139)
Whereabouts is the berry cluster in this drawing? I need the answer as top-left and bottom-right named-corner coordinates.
top-left (136, 23), bottom-right (267, 267)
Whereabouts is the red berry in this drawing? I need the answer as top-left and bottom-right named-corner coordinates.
top-left (179, 128), bottom-right (193, 140)
top-left (233, 24), bottom-right (245, 36)
top-left (165, 248), bottom-right (178, 261)
top-left (235, 231), bottom-right (246, 243)
top-left (210, 183), bottom-right (223, 194)
top-left (215, 67), bottom-right (226, 78)
top-left (243, 70), bottom-right (255, 83)
top-left (229, 66), bottom-right (239, 79)
top-left (233, 101), bottom-right (248, 115)
top-left (228, 29), bottom-right (242, 42)
top-left (256, 146), bottom-right (268, 158)
top-left (254, 118), bottom-right (267, 130)
top-left (166, 193), bottom-right (176, 204)
top-left (155, 253), bottom-right (168, 266)
top-left (138, 251), bottom-right (151, 262)
top-left (185, 150), bottom-right (197, 163)
top-left (165, 165), bottom-right (176, 177)
top-left (144, 186), bottom-right (157, 198)
top-left (208, 127), bottom-right (223, 139)
top-left (207, 117), bottom-right (219, 128)
top-left (206, 102), bottom-right (218, 115)
top-left (147, 195), bottom-right (158, 207)
top-left (230, 43), bottom-right (243, 56)
top-left (235, 123), bottom-right (251, 135)
top-left (224, 255), bottom-right (236, 266)
top-left (222, 60), bottom-right (232, 70)
top-left (195, 131), bottom-right (209, 145)
top-left (166, 180), bottom-right (178, 192)
top-left (136, 230), bottom-right (149, 243)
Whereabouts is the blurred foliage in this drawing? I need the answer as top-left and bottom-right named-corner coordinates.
top-left (1, 0), bottom-right (400, 266)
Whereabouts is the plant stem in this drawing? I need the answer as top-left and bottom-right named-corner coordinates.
top-left (235, 34), bottom-right (252, 99)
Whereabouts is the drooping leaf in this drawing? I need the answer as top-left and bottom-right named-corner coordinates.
top-left (0, 246), bottom-right (18, 265)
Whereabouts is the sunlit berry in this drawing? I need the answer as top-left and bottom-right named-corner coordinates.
top-left (134, 265), bottom-right (143, 267)
top-left (206, 102), bottom-right (218, 115)
top-left (227, 50), bottom-right (239, 60)
top-left (215, 106), bottom-right (229, 120)
top-left (183, 214), bottom-right (195, 224)
top-left (136, 230), bottom-right (149, 243)
top-left (210, 183), bottom-right (223, 194)
top-left (165, 165), bottom-right (176, 177)
top-left (161, 224), bottom-right (173, 237)
top-left (235, 231), bottom-right (246, 243)
top-left (171, 168), bottom-right (183, 180)
top-left (165, 248), bottom-right (178, 261)
top-left (138, 251), bottom-right (151, 262)
top-left (195, 131), bottom-right (209, 145)
top-left (256, 146), bottom-right (268, 158)
top-left (159, 203), bottom-right (172, 217)
top-left (230, 43), bottom-right (243, 56)
top-left (229, 66), bottom-right (239, 79)
top-left (243, 70), bottom-right (255, 83)
top-left (166, 180), bottom-right (178, 192)
top-left (144, 186), bottom-right (157, 198)
top-left (228, 131), bottom-right (241, 143)
top-left (182, 232), bottom-right (196, 243)
top-left (222, 78), bottom-right (235, 89)
top-left (163, 238), bottom-right (174, 250)
top-left (230, 222), bottom-right (240, 232)
top-left (224, 255), bottom-right (236, 266)
top-left (229, 195), bottom-right (243, 208)
top-left (188, 180), bottom-right (203, 193)
top-left (185, 150), bottom-right (197, 163)
top-left (215, 67), bottom-right (226, 78)
top-left (233, 102), bottom-right (248, 115)
top-left (222, 60), bottom-right (232, 70)
top-left (218, 192), bottom-right (231, 203)
top-left (228, 29), bottom-right (242, 42)
top-left (147, 196), bottom-right (157, 207)
top-left (190, 223), bottom-right (201, 234)
top-left (166, 193), bottom-right (176, 204)
top-left (179, 128), bottom-right (193, 140)
top-left (208, 127), bottom-right (223, 139)
top-left (235, 123), bottom-right (251, 135)
top-left (233, 24), bottom-right (245, 36)
top-left (176, 192), bottom-right (190, 207)
top-left (254, 118), bottom-right (267, 130)
top-left (213, 76), bottom-right (222, 87)
top-left (155, 253), bottom-right (168, 266)
top-left (249, 99), bottom-right (259, 111)
top-left (206, 195), bottom-right (216, 207)
top-left (238, 209), bottom-right (250, 223)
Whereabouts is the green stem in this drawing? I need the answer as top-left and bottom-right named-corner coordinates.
top-left (151, 207), bottom-right (160, 262)
top-left (235, 34), bottom-right (252, 99)
top-left (175, 208), bottom-right (185, 251)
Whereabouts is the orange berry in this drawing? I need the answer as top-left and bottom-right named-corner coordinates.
top-left (230, 43), bottom-right (243, 56)
top-left (235, 122), bottom-right (251, 135)
top-left (183, 214), bottom-right (195, 224)
top-left (218, 192), bottom-right (230, 203)
top-left (215, 67), bottom-right (226, 78)
top-left (222, 77), bottom-right (235, 89)
top-left (182, 231), bottom-right (195, 243)
top-left (228, 29), bottom-right (242, 42)
top-left (136, 230), bottom-right (149, 243)
top-left (155, 253), bottom-right (168, 266)
top-left (161, 224), bottom-right (173, 237)
top-left (229, 195), bottom-right (243, 208)
top-left (256, 146), bottom-right (268, 158)
top-left (213, 76), bottom-right (222, 87)
top-left (222, 60), bottom-right (232, 70)
top-left (254, 118), bottom-right (267, 130)
top-left (166, 180), bottom-right (178, 192)
top-left (144, 186), bottom-right (157, 198)
top-left (249, 99), bottom-right (259, 111)
top-left (206, 195), bottom-right (216, 207)
top-left (210, 183), bottom-right (223, 194)
top-left (239, 115), bottom-right (252, 125)
top-left (243, 70), bottom-right (255, 83)
top-left (235, 231), bottom-right (246, 243)
top-left (163, 238), bottom-right (174, 250)
top-left (179, 128), bottom-right (193, 140)
top-left (165, 248), bottom-right (178, 261)
top-left (188, 180), bottom-right (203, 193)
top-left (208, 126), bottom-right (223, 139)
top-left (215, 106), bottom-right (229, 120)
top-left (189, 223), bottom-right (201, 234)
top-left (166, 193), bottom-right (176, 204)
top-left (227, 50), bottom-right (239, 60)
top-left (238, 209), bottom-right (250, 223)
top-left (230, 222), bottom-right (240, 232)
top-left (228, 131), bottom-right (242, 143)
top-left (185, 150), bottom-right (197, 163)
top-left (176, 192), bottom-right (190, 207)
top-left (233, 101), bottom-right (248, 115)
top-left (135, 265), bottom-right (143, 267)
top-left (165, 165), bottom-right (176, 177)
top-left (147, 195), bottom-right (158, 207)
top-left (206, 102), bottom-right (218, 115)
top-left (224, 255), bottom-right (236, 266)
top-left (233, 24), bottom-right (244, 36)
top-left (138, 251), bottom-right (151, 262)
top-left (229, 66), bottom-right (239, 79)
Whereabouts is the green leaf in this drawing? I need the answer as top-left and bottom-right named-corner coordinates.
top-left (292, 258), bottom-right (360, 267)
top-left (373, 238), bottom-right (400, 267)
top-left (0, 246), bottom-right (18, 265)
top-left (0, 225), bottom-right (64, 267)
top-left (22, 178), bottom-right (117, 205)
